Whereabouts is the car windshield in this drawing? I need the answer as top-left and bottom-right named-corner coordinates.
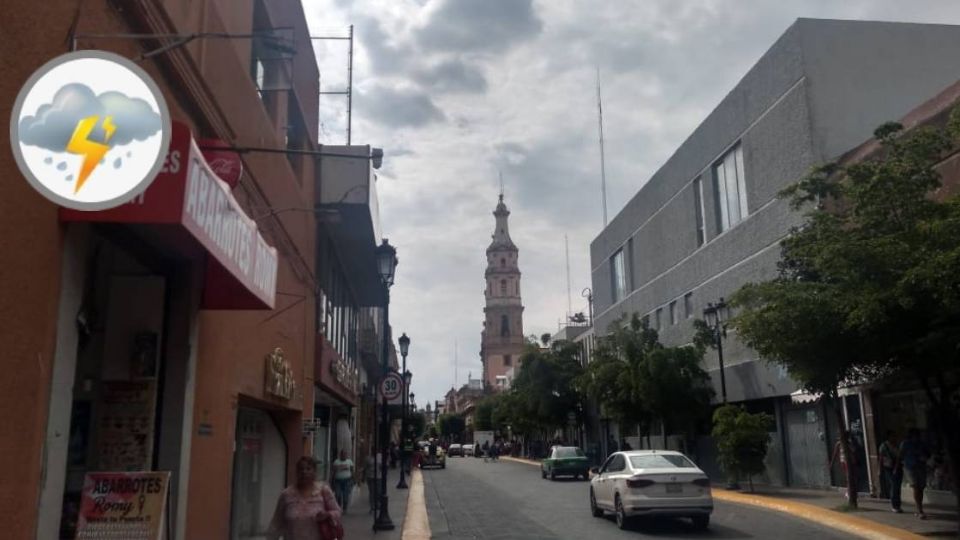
top-left (629, 454), bottom-right (696, 469)
top-left (554, 447), bottom-right (585, 458)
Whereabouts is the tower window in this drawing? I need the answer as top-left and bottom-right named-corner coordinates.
top-left (501, 280), bottom-right (507, 295)
top-left (501, 315), bottom-right (510, 336)
top-left (504, 355), bottom-right (512, 367)
top-left (501, 258), bottom-right (506, 267)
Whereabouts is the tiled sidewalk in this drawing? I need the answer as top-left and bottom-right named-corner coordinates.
top-left (341, 466), bottom-right (411, 540)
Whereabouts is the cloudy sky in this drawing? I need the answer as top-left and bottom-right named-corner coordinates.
top-left (304, 0), bottom-right (960, 407)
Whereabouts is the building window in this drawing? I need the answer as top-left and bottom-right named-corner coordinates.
top-left (500, 315), bottom-right (510, 337)
top-left (714, 144), bottom-right (748, 232)
top-left (684, 292), bottom-right (693, 319)
top-left (693, 176), bottom-right (705, 246)
top-left (669, 301), bottom-right (678, 325)
top-left (504, 355), bottom-right (512, 367)
top-left (501, 258), bottom-right (506, 267)
top-left (626, 237), bottom-right (636, 291)
top-left (500, 279), bottom-right (507, 296)
top-left (654, 307), bottom-right (663, 330)
top-left (610, 249), bottom-right (626, 304)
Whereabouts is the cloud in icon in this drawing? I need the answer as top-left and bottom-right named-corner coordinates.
top-left (18, 83), bottom-right (161, 151)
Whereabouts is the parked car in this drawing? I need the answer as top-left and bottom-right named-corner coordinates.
top-left (462, 444), bottom-right (475, 457)
top-left (589, 450), bottom-right (712, 530)
top-left (419, 440), bottom-right (446, 469)
top-left (447, 444), bottom-right (463, 457)
top-left (541, 446), bottom-right (589, 480)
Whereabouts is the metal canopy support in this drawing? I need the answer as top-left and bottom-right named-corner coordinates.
top-left (312, 25), bottom-right (354, 145)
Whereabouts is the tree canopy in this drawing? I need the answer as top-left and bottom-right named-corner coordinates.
top-left (731, 113), bottom-right (960, 511)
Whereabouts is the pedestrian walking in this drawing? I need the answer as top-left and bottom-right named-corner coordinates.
top-left (331, 449), bottom-right (355, 513)
top-left (899, 428), bottom-right (929, 520)
top-left (364, 450), bottom-right (380, 514)
top-left (267, 456), bottom-right (342, 540)
top-left (878, 430), bottom-right (903, 513)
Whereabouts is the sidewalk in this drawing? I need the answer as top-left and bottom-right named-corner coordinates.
top-left (341, 465), bottom-right (412, 540)
top-left (712, 485), bottom-right (957, 539)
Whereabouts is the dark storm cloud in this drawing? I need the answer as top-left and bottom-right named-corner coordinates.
top-left (356, 85), bottom-right (445, 128)
top-left (418, 0), bottom-right (543, 53)
top-left (413, 59), bottom-right (488, 93)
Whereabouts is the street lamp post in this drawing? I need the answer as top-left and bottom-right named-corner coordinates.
top-left (373, 239), bottom-right (398, 531)
top-left (396, 334), bottom-right (411, 490)
top-left (702, 298), bottom-right (730, 404)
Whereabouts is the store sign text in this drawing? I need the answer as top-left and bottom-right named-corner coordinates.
top-left (265, 348), bottom-right (296, 401)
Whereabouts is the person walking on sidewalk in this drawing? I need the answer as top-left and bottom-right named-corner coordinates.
top-left (899, 428), bottom-right (929, 520)
top-left (268, 456), bottom-right (342, 540)
top-left (879, 430), bottom-right (903, 513)
top-left (364, 450), bottom-right (381, 514)
top-left (331, 449), bottom-right (355, 514)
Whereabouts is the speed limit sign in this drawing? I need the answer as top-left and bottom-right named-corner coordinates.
top-left (379, 371), bottom-right (403, 400)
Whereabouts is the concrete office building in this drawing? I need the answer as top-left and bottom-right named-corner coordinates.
top-left (589, 19), bottom-right (960, 487)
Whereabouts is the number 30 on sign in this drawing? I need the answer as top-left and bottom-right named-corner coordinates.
top-left (379, 371), bottom-right (403, 400)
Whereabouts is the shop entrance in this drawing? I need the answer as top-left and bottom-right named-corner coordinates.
top-left (57, 238), bottom-right (168, 538)
top-left (230, 407), bottom-right (287, 539)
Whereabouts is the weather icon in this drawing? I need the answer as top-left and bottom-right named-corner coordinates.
top-left (10, 50), bottom-right (171, 211)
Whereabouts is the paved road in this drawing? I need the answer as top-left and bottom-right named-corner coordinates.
top-left (422, 456), bottom-right (857, 539)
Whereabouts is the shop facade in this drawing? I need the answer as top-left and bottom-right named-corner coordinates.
top-left (1, 1), bottom-right (322, 539)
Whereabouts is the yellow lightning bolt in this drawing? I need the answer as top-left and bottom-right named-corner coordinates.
top-left (66, 115), bottom-right (115, 194)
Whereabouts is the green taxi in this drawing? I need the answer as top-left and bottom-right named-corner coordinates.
top-left (541, 446), bottom-right (589, 480)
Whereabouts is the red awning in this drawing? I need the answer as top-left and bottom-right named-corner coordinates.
top-left (60, 122), bottom-right (278, 310)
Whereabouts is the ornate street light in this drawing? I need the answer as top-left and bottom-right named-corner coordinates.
top-left (373, 239), bottom-right (398, 531)
top-left (396, 335), bottom-right (411, 490)
top-left (702, 297), bottom-right (730, 404)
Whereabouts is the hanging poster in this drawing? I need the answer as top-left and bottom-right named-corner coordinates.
top-left (75, 471), bottom-right (170, 540)
top-left (96, 381), bottom-right (157, 471)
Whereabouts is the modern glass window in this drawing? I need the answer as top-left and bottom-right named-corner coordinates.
top-left (714, 144), bottom-right (748, 232)
top-left (654, 307), bottom-right (663, 330)
top-left (693, 176), bottom-right (706, 246)
top-left (610, 249), bottom-right (627, 304)
top-left (669, 301), bottom-right (678, 325)
top-left (684, 292), bottom-right (694, 319)
top-left (626, 238), bottom-right (636, 291)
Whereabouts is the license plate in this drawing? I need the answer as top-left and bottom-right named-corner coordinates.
top-left (666, 483), bottom-right (683, 493)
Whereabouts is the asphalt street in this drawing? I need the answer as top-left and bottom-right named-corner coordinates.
top-left (422, 456), bottom-right (857, 540)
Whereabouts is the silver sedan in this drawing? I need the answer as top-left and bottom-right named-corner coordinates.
top-left (589, 450), bottom-right (713, 530)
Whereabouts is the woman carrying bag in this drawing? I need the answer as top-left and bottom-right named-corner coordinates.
top-left (268, 456), bottom-right (344, 540)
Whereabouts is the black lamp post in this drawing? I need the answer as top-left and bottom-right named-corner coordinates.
top-left (373, 239), bottom-right (398, 531)
top-left (702, 297), bottom-right (730, 404)
top-left (396, 334), bottom-right (411, 490)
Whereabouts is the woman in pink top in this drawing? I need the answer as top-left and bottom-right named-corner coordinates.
top-left (268, 456), bottom-right (342, 540)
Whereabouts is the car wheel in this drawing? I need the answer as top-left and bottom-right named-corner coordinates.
top-left (590, 488), bottom-right (603, 518)
top-left (550, 470), bottom-right (556, 481)
top-left (691, 515), bottom-right (709, 530)
top-left (615, 495), bottom-right (629, 530)
top-left (541, 468), bottom-right (546, 479)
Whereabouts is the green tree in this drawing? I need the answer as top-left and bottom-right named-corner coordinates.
top-left (438, 414), bottom-right (466, 441)
top-left (577, 314), bottom-right (714, 443)
top-left (711, 405), bottom-right (774, 492)
top-left (731, 115), bottom-right (960, 513)
top-left (502, 340), bottom-right (585, 441)
top-left (407, 412), bottom-right (426, 440)
top-left (474, 398), bottom-right (495, 431)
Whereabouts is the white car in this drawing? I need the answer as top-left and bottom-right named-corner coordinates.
top-left (462, 444), bottom-right (475, 457)
top-left (447, 444), bottom-right (463, 457)
top-left (589, 450), bottom-right (712, 530)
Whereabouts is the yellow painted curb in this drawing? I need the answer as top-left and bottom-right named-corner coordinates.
top-left (500, 456), bottom-right (541, 467)
top-left (401, 468), bottom-right (431, 540)
top-left (712, 490), bottom-right (925, 540)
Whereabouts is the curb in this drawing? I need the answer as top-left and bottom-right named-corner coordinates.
top-left (401, 468), bottom-right (431, 540)
top-left (710, 490), bottom-right (925, 540)
top-left (501, 455), bottom-right (923, 540)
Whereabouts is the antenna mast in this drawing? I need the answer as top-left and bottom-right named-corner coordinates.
top-left (314, 25), bottom-right (354, 144)
top-left (597, 67), bottom-right (609, 227)
top-left (454, 339), bottom-right (458, 389)
top-left (565, 234), bottom-right (572, 318)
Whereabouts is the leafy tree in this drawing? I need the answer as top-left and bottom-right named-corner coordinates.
top-left (540, 333), bottom-right (552, 347)
top-left (438, 414), bottom-right (466, 441)
top-left (474, 398), bottom-right (495, 431)
top-left (731, 115), bottom-right (960, 513)
top-left (711, 405), bottom-right (774, 492)
top-left (407, 412), bottom-right (426, 440)
top-left (577, 314), bottom-right (714, 443)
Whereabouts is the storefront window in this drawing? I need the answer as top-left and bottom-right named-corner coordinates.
top-left (231, 408), bottom-right (287, 540)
